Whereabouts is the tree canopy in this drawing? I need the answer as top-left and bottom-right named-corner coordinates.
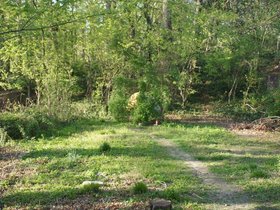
top-left (1, 0), bottom-right (280, 119)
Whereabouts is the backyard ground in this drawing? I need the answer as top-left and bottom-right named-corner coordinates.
top-left (0, 116), bottom-right (279, 209)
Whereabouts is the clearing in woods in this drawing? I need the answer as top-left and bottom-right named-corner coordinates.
top-left (0, 117), bottom-right (279, 209)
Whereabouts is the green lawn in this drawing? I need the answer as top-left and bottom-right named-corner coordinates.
top-left (1, 119), bottom-right (208, 209)
top-left (151, 122), bottom-right (280, 209)
top-left (1, 119), bottom-right (279, 209)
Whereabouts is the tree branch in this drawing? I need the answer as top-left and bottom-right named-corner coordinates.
top-left (0, 12), bottom-right (114, 36)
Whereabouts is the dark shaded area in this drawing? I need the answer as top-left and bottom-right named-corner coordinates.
top-left (0, 147), bottom-right (26, 161)
top-left (1, 187), bottom-right (200, 209)
top-left (0, 113), bottom-right (120, 140)
top-left (254, 206), bottom-right (280, 210)
top-left (22, 145), bottom-right (173, 160)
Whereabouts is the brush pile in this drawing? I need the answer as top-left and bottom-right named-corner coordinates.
top-left (231, 116), bottom-right (280, 131)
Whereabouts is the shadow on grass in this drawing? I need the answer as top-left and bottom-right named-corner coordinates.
top-left (244, 184), bottom-right (280, 204)
top-left (3, 182), bottom-right (277, 209)
top-left (22, 145), bottom-right (173, 160)
top-left (0, 147), bottom-right (25, 161)
top-left (254, 205), bottom-right (280, 210)
top-left (1, 185), bottom-right (209, 208)
top-left (186, 146), bottom-right (279, 164)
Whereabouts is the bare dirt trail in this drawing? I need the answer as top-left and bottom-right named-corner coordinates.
top-left (149, 135), bottom-right (256, 210)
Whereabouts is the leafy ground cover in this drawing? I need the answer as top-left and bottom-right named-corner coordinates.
top-left (1, 118), bottom-right (279, 209)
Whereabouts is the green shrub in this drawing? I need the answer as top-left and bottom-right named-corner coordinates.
top-left (217, 90), bottom-right (280, 121)
top-left (217, 102), bottom-right (263, 121)
top-left (0, 112), bottom-right (39, 139)
top-left (99, 142), bottom-right (111, 153)
top-left (0, 110), bottom-right (56, 140)
top-left (261, 90), bottom-right (280, 116)
top-left (109, 91), bottom-right (129, 122)
top-left (131, 91), bottom-right (163, 124)
top-left (132, 182), bottom-right (148, 194)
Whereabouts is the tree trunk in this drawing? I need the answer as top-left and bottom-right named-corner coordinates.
top-left (162, 0), bottom-right (172, 30)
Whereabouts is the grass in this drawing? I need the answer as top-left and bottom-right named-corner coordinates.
top-left (151, 122), bottom-right (280, 208)
top-left (0, 119), bottom-right (208, 209)
top-left (1, 118), bottom-right (279, 209)
top-left (132, 182), bottom-right (148, 194)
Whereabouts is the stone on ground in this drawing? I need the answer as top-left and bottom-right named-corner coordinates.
top-left (82, 181), bottom-right (104, 186)
top-left (150, 198), bottom-right (172, 210)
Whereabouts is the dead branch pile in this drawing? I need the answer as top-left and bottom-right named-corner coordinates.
top-left (231, 116), bottom-right (280, 131)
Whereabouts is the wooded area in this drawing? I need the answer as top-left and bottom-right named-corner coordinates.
top-left (1, 0), bottom-right (280, 120)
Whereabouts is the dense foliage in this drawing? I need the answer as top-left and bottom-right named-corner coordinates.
top-left (1, 0), bottom-right (280, 125)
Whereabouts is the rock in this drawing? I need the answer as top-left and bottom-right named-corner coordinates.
top-left (128, 92), bottom-right (140, 110)
top-left (82, 181), bottom-right (104, 186)
top-left (150, 199), bottom-right (172, 210)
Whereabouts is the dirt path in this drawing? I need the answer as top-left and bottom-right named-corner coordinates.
top-left (150, 135), bottom-right (256, 210)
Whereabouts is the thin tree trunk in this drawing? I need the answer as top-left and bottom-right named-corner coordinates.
top-left (228, 76), bottom-right (237, 104)
top-left (162, 0), bottom-right (172, 30)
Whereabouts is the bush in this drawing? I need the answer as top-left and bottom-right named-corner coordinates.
top-left (99, 142), bottom-right (111, 153)
top-left (0, 112), bottom-right (39, 139)
top-left (131, 91), bottom-right (163, 124)
top-left (261, 90), bottom-right (280, 116)
top-left (0, 110), bottom-right (56, 140)
top-left (132, 182), bottom-right (148, 194)
top-left (216, 102), bottom-right (263, 121)
top-left (109, 91), bottom-right (129, 122)
top-left (217, 90), bottom-right (280, 121)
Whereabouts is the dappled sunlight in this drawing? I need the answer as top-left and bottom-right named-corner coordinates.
top-left (150, 122), bottom-right (280, 207)
top-left (1, 120), bottom-right (212, 209)
top-left (1, 119), bottom-right (279, 209)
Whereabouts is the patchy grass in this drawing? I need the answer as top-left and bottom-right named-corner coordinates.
top-left (0, 119), bottom-right (209, 209)
top-left (151, 122), bottom-right (280, 208)
top-left (1, 118), bottom-right (279, 209)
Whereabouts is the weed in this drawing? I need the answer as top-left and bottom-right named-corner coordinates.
top-left (250, 170), bottom-right (269, 179)
top-left (81, 183), bottom-right (100, 193)
top-left (0, 128), bottom-right (8, 145)
top-left (132, 182), bottom-right (148, 194)
top-left (99, 142), bottom-right (111, 153)
top-left (164, 188), bottom-right (181, 200)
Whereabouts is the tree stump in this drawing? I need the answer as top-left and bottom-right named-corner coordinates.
top-left (150, 199), bottom-right (172, 210)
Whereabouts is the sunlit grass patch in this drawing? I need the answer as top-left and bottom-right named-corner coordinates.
top-left (3, 118), bottom-right (278, 209)
top-left (152, 122), bottom-right (280, 207)
top-left (1, 119), bottom-right (208, 209)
